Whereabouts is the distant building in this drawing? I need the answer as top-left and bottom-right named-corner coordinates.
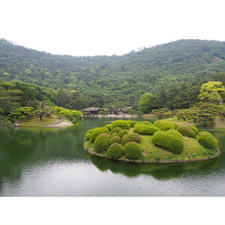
top-left (82, 107), bottom-right (101, 115)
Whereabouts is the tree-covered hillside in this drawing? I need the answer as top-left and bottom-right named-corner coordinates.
top-left (0, 39), bottom-right (224, 107)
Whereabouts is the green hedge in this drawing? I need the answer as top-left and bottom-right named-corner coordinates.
top-left (111, 127), bottom-right (122, 134)
top-left (176, 125), bottom-right (197, 138)
top-left (197, 131), bottom-right (218, 149)
top-left (126, 120), bottom-right (137, 127)
top-left (154, 120), bottom-right (175, 131)
top-left (94, 133), bottom-right (110, 153)
top-left (90, 127), bottom-right (109, 143)
top-left (134, 123), bottom-right (159, 135)
top-left (110, 136), bottom-right (121, 144)
top-left (105, 124), bottom-right (112, 132)
top-left (106, 143), bottom-right (123, 159)
top-left (118, 129), bottom-right (129, 137)
top-left (152, 130), bottom-right (184, 154)
top-left (112, 120), bottom-right (130, 130)
top-left (121, 133), bottom-right (141, 145)
top-left (124, 142), bottom-right (142, 160)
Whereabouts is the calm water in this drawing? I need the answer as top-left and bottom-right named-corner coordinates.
top-left (0, 119), bottom-right (224, 196)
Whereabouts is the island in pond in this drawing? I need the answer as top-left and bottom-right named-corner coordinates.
top-left (83, 120), bottom-right (221, 164)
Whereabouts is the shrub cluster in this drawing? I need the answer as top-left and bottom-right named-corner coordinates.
top-left (124, 142), bottom-right (142, 160)
top-left (176, 125), bottom-right (197, 138)
top-left (111, 127), bottom-right (122, 134)
top-left (121, 133), bottom-right (141, 145)
top-left (126, 120), bottom-right (137, 127)
top-left (197, 131), bottom-right (218, 149)
top-left (94, 133), bottom-right (110, 153)
top-left (139, 121), bottom-right (152, 125)
top-left (90, 127), bottom-right (109, 143)
top-left (190, 126), bottom-right (198, 134)
top-left (110, 135), bottom-right (121, 144)
top-left (134, 123), bottom-right (159, 135)
top-left (106, 143), bottom-right (124, 159)
top-left (152, 130), bottom-right (184, 154)
top-left (118, 129), bottom-right (129, 137)
top-left (154, 120), bottom-right (175, 131)
top-left (105, 124), bottom-right (112, 132)
top-left (112, 120), bottom-right (130, 130)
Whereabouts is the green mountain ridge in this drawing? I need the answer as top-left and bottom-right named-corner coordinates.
top-left (0, 39), bottom-right (225, 107)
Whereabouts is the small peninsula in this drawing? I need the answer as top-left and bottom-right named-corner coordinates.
top-left (84, 120), bottom-right (221, 164)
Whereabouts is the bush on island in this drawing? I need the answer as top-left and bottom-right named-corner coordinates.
top-left (110, 135), bottom-right (121, 144)
top-left (154, 120), bottom-right (175, 131)
top-left (106, 143), bottom-right (124, 159)
top-left (90, 127), bottom-right (109, 143)
top-left (197, 131), bottom-right (218, 149)
top-left (118, 129), bottom-right (129, 137)
top-left (94, 133), bottom-right (110, 153)
top-left (112, 120), bottom-right (130, 130)
top-left (105, 124), bottom-right (112, 132)
top-left (152, 130), bottom-right (184, 154)
top-left (134, 123), bottom-right (159, 135)
top-left (121, 133), bottom-right (141, 145)
top-left (85, 128), bottom-right (94, 141)
top-left (126, 120), bottom-right (137, 128)
top-left (124, 142), bottom-right (142, 160)
top-left (176, 125), bottom-right (197, 138)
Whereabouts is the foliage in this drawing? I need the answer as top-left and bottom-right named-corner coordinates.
top-left (105, 124), bottom-right (112, 132)
top-left (134, 123), bottom-right (159, 135)
top-left (198, 81), bottom-right (225, 104)
top-left (94, 133), bottom-right (110, 153)
top-left (110, 136), bottom-right (121, 144)
top-left (176, 125), bottom-right (197, 138)
top-left (121, 133), bottom-right (141, 145)
top-left (10, 106), bottom-right (35, 120)
top-left (197, 131), bottom-right (218, 149)
top-left (111, 127), bottom-right (122, 134)
top-left (106, 143), bottom-right (123, 159)
top-left (112, 120), bottom-right (130, 130)
top-left (118, 129), bottom-right (129, 137)
top-left (152, 108), bottom-right (176, 119)
top-left (53, 106), bottom-right (82, 122)
top-left (154, 120), bottom-right (175, 131)
top-left (152, 130), bottom-right (184, 154)
top-left (89, 127), bottom-right (109, 143)
top-left (126, 120), bottom-right (137, 127)
top-left (124, 142), bottom-right (142, 160)
top-left (138, 92), bottom-right (157, 113)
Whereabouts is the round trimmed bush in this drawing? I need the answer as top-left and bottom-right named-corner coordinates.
top-left (190, 126), bottom-right (198, 134)
top-left (139, 121), bottom-right (152, 125)
top-left (85, 128), bottom-right (94, 141)
top-left (124, 142), bottom-right (142, 160)
top-left (106, 143), bottom-right (123, 159)
top-left (111, 127), bottom-right (122, 134)
top-left (110, 135), bottom-right (121, 144)
top-left (112, 120), bottom-right (130, 130)
top-left (126, 120), bottom-right (137, 127)
top-left (134, 123), bottom-right (159, 135)
top-left (121, 133), bottom-right (141, 145)
top-left (111, 132), bottom-right (119, 138)
top-left (176, 125), bottom-right (197, 138)
top-left (94, 133), bottom-right (110, 153)
top-left (118, 129), bottom-right (129, 137)
top-left (197, 131), bottom-right (218, 149)
top-left (152, 130), bottom-right (184, 154)
top-left (154, 120), bottom-right (175, 131)
top-left (90, 127), bottom-right (109, 143)
top-left (105, 124), bottom-right (112, 132)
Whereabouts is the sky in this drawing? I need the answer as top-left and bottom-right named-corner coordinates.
top-left (0, 0), bottom-right (225, 56)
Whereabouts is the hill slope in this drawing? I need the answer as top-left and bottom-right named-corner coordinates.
top-left (0, 39), bottom-right (225, 106)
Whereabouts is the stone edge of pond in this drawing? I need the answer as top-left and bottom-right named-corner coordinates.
top-left (83, 143), bottom-right (221, 164)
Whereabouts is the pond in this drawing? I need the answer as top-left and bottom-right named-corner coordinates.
top-left (0, 119), bottom-right (224, 196)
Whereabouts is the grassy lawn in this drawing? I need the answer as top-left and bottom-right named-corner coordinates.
top-left (18, 116), bottom-right (57, 127)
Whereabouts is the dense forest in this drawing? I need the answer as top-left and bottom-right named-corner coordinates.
top-left (0, 39), bottom-right (225, 109)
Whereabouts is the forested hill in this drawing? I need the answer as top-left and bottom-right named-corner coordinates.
top-left (0, 39), bottom-right (225, 107)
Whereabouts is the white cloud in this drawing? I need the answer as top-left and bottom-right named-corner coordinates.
top-left (0, 0), bottom-right (225, 56)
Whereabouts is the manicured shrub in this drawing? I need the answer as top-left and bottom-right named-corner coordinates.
top-left (124, 142), bottom-right (142, 160)
top-left (110, 135), bottom-right (121, 144)
top-left (105, 124), bottom-right (112, 132)
top-left (111, 132), bottom-right (119, 137)
top-left (139, 121), bottom-right (152, 125)
top-left (118, 129), bottom-right (129, 137)
top-left (134, 123), bottom-right (159, 135)
top-left (111, 127), bottom-right (122, 134)
top-left (152, 130), bottom-right (184, 154)
top-left (106, 143), bottom-right (123, 159)
top-left (112, 120), bottom-right (130, 130)
top-left (126, 120), bottom-right (137, 127)
top-left (177, 125), bottom-right (197, 138)
top-left (121, 133), bottom-right (141, 145)
top-left (190, 126), bottom-right (198, 134)
top-left (85, 128), bottom-right (94, 141)
top-left (154, 120), bottom-right (175, 131)
top-left (90, 127), bottom-right (109, 143)
top-left (94, 133), bottom-right (110, 153)
top-left (197, 131), bottom-right (218, 149)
